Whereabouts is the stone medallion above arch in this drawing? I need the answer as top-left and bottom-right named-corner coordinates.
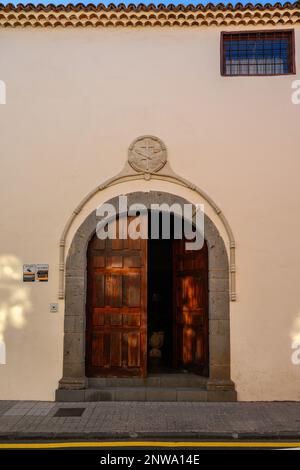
top-left (56, 191), bottom-right (236, 402)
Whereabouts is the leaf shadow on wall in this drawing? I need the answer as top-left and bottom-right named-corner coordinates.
top-left (290, 314), bottom-right (300, 366)
top-left (0, 255), bottom-right (31, 365)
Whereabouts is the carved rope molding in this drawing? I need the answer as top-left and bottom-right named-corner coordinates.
top-left (0, 2), bottom-right (299, 27)
top-left (58, 172), bottom-right (237, 302)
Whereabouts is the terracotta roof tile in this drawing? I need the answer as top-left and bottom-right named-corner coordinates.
top-left (0, 2), bottom-right (299, 27)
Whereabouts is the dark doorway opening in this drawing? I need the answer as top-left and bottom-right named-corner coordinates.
top-left (147, 218), bottom-right (173, 373)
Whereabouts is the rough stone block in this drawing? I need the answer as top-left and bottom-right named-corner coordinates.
top-left (209, 291), bottom-right (229, 320)
top-left (62, 362), bottom-right (86, 378)
top-left (115, 389), bottom-right (146, 401)
top-left (209, 334), bottom-right (230, 365)
top-left (209, 364), bottom-right (231, 380)
top-left (64, 315), bottom-right (85, 334)
top-left (207, 390), bottom-right (237, 402)
top-left (55, 389), bottom-right (85, 402)
top-left (146, 389), bottom-right (177, 402)
top-left (209, 319), bottom-right (229, 336)
top-left (209, 277), bottom-right (229, 293)
top-left (63, 332), bottom-right (85, 364)
top-left (85, 389), bottom-right (115, 401)
top-left (176, 389), bottom-right (208, 402)
top-left (209, 269), bottom-right (229, 280)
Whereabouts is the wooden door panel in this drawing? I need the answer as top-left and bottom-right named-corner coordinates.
top-left (110, 238), bottom-right (123, 250)
top-left (106, 256), bottom-right (123, 268)
top-left (173, 239), bottom-right (208, 375)
top-left (123, 313), bottom-right (141, 327)
top-left (110, 332), bottom-right (122, 367)
top-left (182, 326), bottom-right (195, 364)
top-left (110, 313), bottom-right (122, 326)
top-left (124, 237), bottom-right (141, 250)
top-left (104, 275), bottom-right (122, 307)
top-left (91, 332), bottom-right (104, 367)
top-left (123, 274), bottom-right (141, 307)
top-left (195, 335), bottom-right (204, 363)
top-left (127, 332), bottom-right (141, 367)
top-left (181, 310), bottom-right (205, 326)
top-left (92, 311), bottom-right (105, 326)
top-left (92, 238), bottom-right (105, 250)
top-left (92, 256), bottom-right (105, 268)
top-left (177, 275), bottom-right (204, 309)
top-left (92, 275), bottom-right (104, 306)
top-left (124, 255), bottom-right (141, 268)
top-left (86, 216), bottom-right (147, 378)
top-left (103, 333), bottom-right (111, 368)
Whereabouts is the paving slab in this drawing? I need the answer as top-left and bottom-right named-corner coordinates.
top-left (0, 401), bottom-right (299, 440)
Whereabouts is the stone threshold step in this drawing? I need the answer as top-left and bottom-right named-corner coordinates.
top-left (88, 375), bottom-right (208, 389)
top-left (56, 387), bottom-right (237, 402)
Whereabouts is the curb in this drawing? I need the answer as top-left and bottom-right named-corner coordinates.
top-left (0, 431), bottom-right (300, 441)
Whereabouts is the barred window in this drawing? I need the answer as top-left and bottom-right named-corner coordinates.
top-left (221, 30), bottom-right (295, 76)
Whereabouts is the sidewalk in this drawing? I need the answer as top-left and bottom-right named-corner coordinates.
top-left (0, 401), bottom-right (300, 440)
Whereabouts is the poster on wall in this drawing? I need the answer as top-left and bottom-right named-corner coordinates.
top-left (36, 264), bottom-right (49, 282)
top-left (23, 264), bottom-right (36, 282)
top-left (23, 264), bottom-right (49, 282)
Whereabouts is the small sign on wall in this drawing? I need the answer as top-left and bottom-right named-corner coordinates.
top-left (23, 264), bottom-right (36, 282)
top-left (36, 264), bottom-right (49, 282)
top-left (23, 264), bottom-right (49, 282)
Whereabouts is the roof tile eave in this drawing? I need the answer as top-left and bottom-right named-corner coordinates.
top-left (0, 2), bottom-right (300, 12)
top-left (0, 2), bottom-right (299, 27)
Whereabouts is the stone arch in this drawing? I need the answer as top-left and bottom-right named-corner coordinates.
top-left (57, 191), bottom-right (236, 401)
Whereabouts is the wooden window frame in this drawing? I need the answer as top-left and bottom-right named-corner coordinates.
top-left (220, 29), bottom-right (296, 77)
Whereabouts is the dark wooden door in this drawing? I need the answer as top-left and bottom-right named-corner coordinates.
top-left (86, 218), bottom-right (147, 377)
top-left (173, 239), bottom-right (208, 375)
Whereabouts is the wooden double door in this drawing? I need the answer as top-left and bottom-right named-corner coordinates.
top-left (86, 218), bottom-right (208, 378)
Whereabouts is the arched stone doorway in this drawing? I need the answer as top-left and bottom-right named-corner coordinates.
top-left (56, 191), bottom-right (236, 401)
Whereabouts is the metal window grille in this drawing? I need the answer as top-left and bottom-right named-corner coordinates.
top-left (222, 31), bottom-right (295, 76)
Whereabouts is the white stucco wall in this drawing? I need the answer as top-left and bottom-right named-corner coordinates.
top-left (0, 25), bottom-right (299, 400)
